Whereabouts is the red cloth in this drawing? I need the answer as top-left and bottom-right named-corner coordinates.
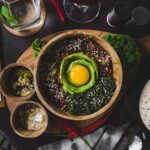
top-left (55, 111), bottom-right (112, 139)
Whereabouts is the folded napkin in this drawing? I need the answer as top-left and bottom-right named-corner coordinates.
top-left (38, 123), bottom-right (142, 150)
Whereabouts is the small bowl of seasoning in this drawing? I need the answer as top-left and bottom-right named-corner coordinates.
top-left (10, 101), bottom-right (48, 138)
top-left (0, 63), bottom-right (35, 101)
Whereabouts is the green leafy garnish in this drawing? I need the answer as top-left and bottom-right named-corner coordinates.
top-left (64, 73), bottom-right (116, 115)
top-left (0, 5), bottom-right (18, 26)
top-left (103, 34), bottom-right (141, 72)
top-left (31, 38), bottom-right (43, 59)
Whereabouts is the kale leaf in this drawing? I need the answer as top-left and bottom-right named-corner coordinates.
top-left (103, 34), bottom-right (141, 72)
top-left (0, 5), bottom-right (18, 26)
top-left (64, 74), bottom-right (116, 115)
top-left (31, 38), bottom-right (43, 59)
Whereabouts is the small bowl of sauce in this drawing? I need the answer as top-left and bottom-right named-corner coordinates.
top-left (0, 63), bottom-right (35, 101)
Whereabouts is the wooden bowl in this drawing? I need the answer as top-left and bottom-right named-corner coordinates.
top-left (0, 63), bottom-right (35, 102)
top-left (10, 101), bottom-right (48, 138)
top-left (34, 30), bottom-right (123, 121)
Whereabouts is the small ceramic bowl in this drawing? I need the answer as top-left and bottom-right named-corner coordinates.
top-left (10, 101), bottom-right (48, 138)
top-left (0, 63), bottom-right (35, 102)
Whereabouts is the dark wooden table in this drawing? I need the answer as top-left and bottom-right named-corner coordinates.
top-left (0, 0), bottom-right (150, 150)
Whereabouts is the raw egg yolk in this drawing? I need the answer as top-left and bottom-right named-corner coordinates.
top-left (69, 65), bottom-right (90, 86)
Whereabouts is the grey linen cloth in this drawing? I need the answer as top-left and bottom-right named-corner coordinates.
top-left (38, 123), bottom-right (142, 150)
top-left (0, 130), bottom-right (18, 150)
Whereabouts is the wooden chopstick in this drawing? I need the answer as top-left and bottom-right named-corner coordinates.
top-left (0, 58), bottom-right (5, 107)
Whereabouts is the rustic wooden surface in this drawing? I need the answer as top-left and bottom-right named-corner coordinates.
top-left (0, 99), bottom-right (5, 108)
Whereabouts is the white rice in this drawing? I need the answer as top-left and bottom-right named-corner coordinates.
top-left (139, 80), bottom-right (150, 131)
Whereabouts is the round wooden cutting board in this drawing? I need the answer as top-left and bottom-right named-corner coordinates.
top-left (6, 29), bottom-right (111, 134)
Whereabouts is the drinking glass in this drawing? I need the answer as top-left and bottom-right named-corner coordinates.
top-left (0, 0), bottom-right (41, 31)
top-left (107, 1), bottom-right (132, 27)
top-left (63, 0), bottom-right (101, 24)
top-left (124, 7), bottom-right (150, 28)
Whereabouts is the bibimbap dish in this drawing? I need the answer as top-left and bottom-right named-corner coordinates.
top-left (34, 31), bottom-right (122, 120)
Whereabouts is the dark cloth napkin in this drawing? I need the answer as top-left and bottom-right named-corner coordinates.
top-left (0, 130), bottom-right (17, 150)
top-left (38, 123), bottom-right (143, 150)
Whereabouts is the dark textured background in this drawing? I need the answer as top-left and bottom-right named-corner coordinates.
top-left (0, 0), bottom-right (150, 149)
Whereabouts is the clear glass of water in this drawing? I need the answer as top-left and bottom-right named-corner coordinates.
top-left (63, 0), bottom-right (101, 24)
top-left (0, 0), bottom-right (41, 31)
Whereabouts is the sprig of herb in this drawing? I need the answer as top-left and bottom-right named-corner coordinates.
top-left (31, 38), bottom-right (43, 59)
top-left (103, 34), bottom-right (141, 72)
top-left (0, 5), bottom-right (18, 26)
